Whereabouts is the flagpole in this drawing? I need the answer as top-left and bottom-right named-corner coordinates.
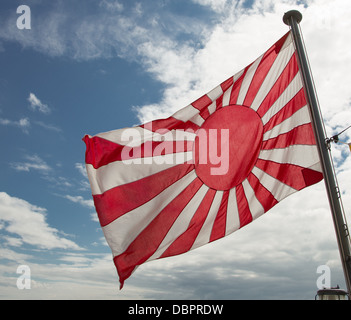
top-left (283, 10), bottom-right (351, 294)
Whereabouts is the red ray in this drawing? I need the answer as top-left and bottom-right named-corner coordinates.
top-left (236, 184), bottom-right (253, 228)
top-left (160, 188), bottom-right (217, 258)
top-left (192, 94), bottom-right (212, 119)
top-left (262, 123), bottom-right (316, 150)
top-left (221, 76), bottom-right (234, 92)
top-left (255, 159), bottom-right (323, 191)
top-left (263, 88), bottom-right (307, 133)
top-left (247, 173), bottom-right (278, 212)
top-left (210, 191), bottom-right (230, 242)
top-left (229, 65), bottom-right (251, 105)
top-left (114, 178), bottom-right (204, 289)
top-left (257, 53), bottom-right (299, 118)
top-left (244, 32), bottom-right (290, 108)
top-left (94, 164), bottom-right (194, 227)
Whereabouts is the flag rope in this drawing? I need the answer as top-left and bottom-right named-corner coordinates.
top-left (326, 125), bottom-right (351, 146)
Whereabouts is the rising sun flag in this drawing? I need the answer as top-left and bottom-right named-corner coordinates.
top-left (83, 30), bottom-right (324, 289)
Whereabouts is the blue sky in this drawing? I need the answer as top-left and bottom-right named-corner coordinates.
top-left (1, 0), bottom-right (351, 300)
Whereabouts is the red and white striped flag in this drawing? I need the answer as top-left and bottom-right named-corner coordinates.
top-left (83, 31), bottom-right (323, 289)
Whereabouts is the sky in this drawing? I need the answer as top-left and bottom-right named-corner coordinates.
top-left (0, 0), bottom-right (351, 300)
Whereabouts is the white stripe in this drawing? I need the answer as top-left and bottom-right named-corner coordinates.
top-left (309, 162), bottom-right (323, 173)
top-left (102, 170), bottom-right (198, 258)
top-left (225, 188), bottom-right (240, 236)
top-left (87, 151), bottom-right (193, 195)
top-left (208, 101), bottom-right (217, 115)
top-left (281, 32), bottom-right (293, 50)
top-left (190, 113), bottom-right (205, 127)
top-left (191, 191), bottom-right (224, 251)
top-left (207, 85), bottom-right (223, 101)
top-left (96, 127), bottom-right (152, 147)
top-left (236, 54), bottom-right (264, 106)
top-left (172, 105), bottom-right (206, 128)
top-left (233, 68), bottom-right (246, 83)
top-left (261, 73), bottom-right (303, 125)
top-left (242, 179), bottom-right (265, 221)
top-left (173, 104), bottom-right (205, 127)
top-left (95, 125), bottom-right (197, 148)
top-left (250, 36), bottom-right (295, 111)
top-left (263, 105), bottom-right (311, 141)
top-left (258, 145), bottom-right (320, 168)
top-left (172, 104), bottom-right (200, 122)
top-left (251, 166), bottom-right (296, 202)
top-left (146, 184), bottom-right (210, 262)
top-left (222, 84), bottom-right (233, 107)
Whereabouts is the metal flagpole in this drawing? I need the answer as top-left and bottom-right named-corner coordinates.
top-left (283, 10), bottom-right (351, 294)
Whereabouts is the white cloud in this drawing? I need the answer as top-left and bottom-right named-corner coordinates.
top-left (133, 0), bottom-right (299, 122)
top-left (0, 247), bottom-right (124, 299)
top-left (75, 163), bottom-right (88, 179)
top-left (0, 116), bottom-right (60, 134)
top-left (3, 236), bottom-right (23, 247)
top-left (0, 192), bottom-right (82, 250)
top-left (99, 0), bottom-right (124, 12)
top-left (10, 154), bottom-right (52, 174)
top-left (64, 195), bottom-right (94, 209)
top-left (0, 1), bottom-right (210, 61)
top-left (34, 120), bottom-right (61, 132)
top-left (0, 117), bottom-right (30, 133)
top-left (28, 93), bottom-right (51, 114)
top-left (130, 0), bottom-right (351, 136)
top-left (74, 163), bottom-right (92, 191)
top-left (191, 0), bottom-right (228, 12)
top-left (0, 246), bottom-right (32, 263)
top-left (90, 213), bottom-right (100, 223)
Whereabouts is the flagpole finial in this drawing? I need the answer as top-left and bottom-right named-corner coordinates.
top-left (283, 10), bottom-right (303, 26)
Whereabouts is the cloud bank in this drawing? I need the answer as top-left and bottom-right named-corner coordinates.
top-left (0, 192), bottom-right (81, 250)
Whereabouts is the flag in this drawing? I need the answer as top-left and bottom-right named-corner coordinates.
top-left (83, 31), bottom-right (323, 289)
